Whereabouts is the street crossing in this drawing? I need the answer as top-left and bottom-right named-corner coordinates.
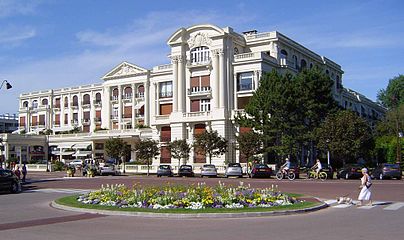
top-left (324, 199), bottom-right (404, 211)
top-left (25, 188), bottom-right (90, 194)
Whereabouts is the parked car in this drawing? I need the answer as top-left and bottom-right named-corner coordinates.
top-left (200, 164), bottom-right (217, 177)
top-left (224, 163), bottom-right (243, 178)
top-left (69, 159), bottom-right (83, 167)
top-left (371, 163), bottom-right (402, 180)
top-left (0, 169), bottom-right (21, 193)
top-left (249, 164), bottom-right (272, 178)
top-left (178, 165), bottom-right (194, 177)
top-left (321, 163), bottom-right (334, 179)
top-left (157, 165), bottom-right (174, 177)
top-left (288, 162), bottom-right (300, 179)
top-left (100, 164), bottom-right (118, 176)
top-left (336, 164), bottom-right (363, 179)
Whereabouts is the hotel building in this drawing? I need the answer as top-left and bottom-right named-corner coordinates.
top-left (15, 24), bottom-right (385, 167)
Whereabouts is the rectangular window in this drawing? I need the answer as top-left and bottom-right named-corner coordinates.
top-left (55, 98), bottom-right (61, 108)
top-left (64, 114), bottom-right (68, 124)
top-left (238, 72), bottom-right (254, 91)
top-left (200, 99), bottom-right (210, 112)
top-left (160, 103), bottom-right (173, 115)
top-left (159, 81), bottom-right (173, 98)
top-left (19, 116), bottom-right (26, 127)
top-left (55, 114), bottom-right (60, 125)
top-left (112, 106), bottom-right (119, 118)
top-left (191, 100), bottom-right (200, 112)
top-left (31, 116), bottom-right (38, 126)
top-left (124, 106), bottom-right (132, 118)
top-left (39, 115), bottom-right (45, 125)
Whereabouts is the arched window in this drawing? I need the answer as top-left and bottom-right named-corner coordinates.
top-left (32, 100), bottom-right (38, 109)
top-left (310, 63), bottom-right (313, 69)
top-left (112, 88), bottom-right (119, 101)
top-left (42, 99), bottom-right (48, 106)
top-left (22, 101), bottom-right (28, 108)
top-left (326, 70), bottom-right (330, 75)
top-left (64, 96), bottom-right (68, 107)
top-left (95, 92), bottom-right (101, 102)
top-left (280, 49), bottom-right (288, 59)
top-left (83, 94), bottom-right (90, 105)
top-left (72, 95), bottom-right (78, 106)
top-left (190, 46), bottom-right (210, 64)
top-left (300, 59), bottom-right (307, 69)
top-left (234, 47), bottom-right (239, 55)
top-left (137, 85), bottom-right (144, 98)
top-left (292, 55), bottom-right (298, 69)
top-left (124, 87), bottom-right (132, 99)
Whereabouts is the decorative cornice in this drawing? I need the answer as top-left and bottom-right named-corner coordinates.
top-left (187, 32), bottom-right (212, 49)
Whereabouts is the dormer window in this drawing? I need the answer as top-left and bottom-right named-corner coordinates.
top-left (190, 46), bottom-right (210, 64)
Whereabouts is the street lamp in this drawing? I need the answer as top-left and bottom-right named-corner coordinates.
top-left (0, 80), bottom-right (12, 90)
top-left (326, 139), bottom-right (331, 165)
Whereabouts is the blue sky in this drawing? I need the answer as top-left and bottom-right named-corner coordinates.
top-left (0, 0), bottom-right (403, 114)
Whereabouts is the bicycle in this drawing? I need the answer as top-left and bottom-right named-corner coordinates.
top-left (275, 169), bottom-right (296, 181)
top-left (307, 169), bottom-right (327, 181)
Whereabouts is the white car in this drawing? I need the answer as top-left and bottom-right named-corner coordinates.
top-left (69, 159), bottom-right (83, 167)
top-left (100, 164), bottom-right (118, 176)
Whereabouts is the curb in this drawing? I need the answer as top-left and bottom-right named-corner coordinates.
top-left (51, 199), bottom-right (328, 219)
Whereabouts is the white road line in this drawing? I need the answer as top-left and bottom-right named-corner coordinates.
top-left (332, 204), bottom-right (352, 208)
top-left (324, 200), bottom-right (337, 205)
top-left (384, 202), bottom-right (404, 211)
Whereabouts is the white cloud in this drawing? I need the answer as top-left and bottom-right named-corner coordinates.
top-left (0, 0), bottom-right (40, 18)
top-left (0, 25), bottom-right (36, 45)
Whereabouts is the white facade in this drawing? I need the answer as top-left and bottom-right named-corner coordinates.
top-left (17, 24), bottom-right (385, 166)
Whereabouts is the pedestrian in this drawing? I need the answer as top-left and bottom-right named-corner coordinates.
top-left (14, 166), bottom-right (21, 180)
top-left (358, 168), bottom-right (372, 206)
top-left (22, 164), bottom-right (28, 182)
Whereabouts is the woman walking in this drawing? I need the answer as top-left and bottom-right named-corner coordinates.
top-left (358, 168), bottom-right (372, 206)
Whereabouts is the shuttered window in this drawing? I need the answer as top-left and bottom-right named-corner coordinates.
top-left (39, 115), bottom-right (45, 125)
top-left (160, 103), bottom-right (172, 115)
top-left (160, 146), bottom-right (171, 163)
top-left (19, 116), bottom-right (26, 127)
top-left (31, 116), bottom-right (38, 126)
top-left (55, 114), bottom-right (60, 125)
top-left (124, 106), bottom-right (132, 118)
top-left (160, 126), bottom-right (171, 142)
top-left (194, 124), bottom-right (206, 163)
top-left (191, 100), bottom-right (200, 112)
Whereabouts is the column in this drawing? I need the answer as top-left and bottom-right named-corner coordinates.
top-left (219, 49), bottom-right (226, 109)
top-left (68, 94), bottom-right (73, 127)
top-left (60, 96), bottom-right (65, 126)
top-left (102, 86), bottom-right (111, 129)
top-left (233, 73), bottom-right (238, 109)
top-left (212, 50), bottom-right (220, 109)
top-left (118, 85), bottom-right (122, 130)
top-left (172, 56), bottom-right (178, 112)
top-left (144, 80), bottom-right (150, 126)
top-left (131, 83), bottom-right (136, 128)
top-left (90, 91), bottom-right (96, 132)
top-left (178, 55), bottom-right (185, 112)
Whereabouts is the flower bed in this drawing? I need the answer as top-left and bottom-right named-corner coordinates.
top-left (77, 182), bottom-right (299, 210)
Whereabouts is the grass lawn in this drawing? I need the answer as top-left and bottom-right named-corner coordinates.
top-left (55, 194), bottom-right (320, 214)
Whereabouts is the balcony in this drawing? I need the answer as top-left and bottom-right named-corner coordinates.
top-left (71, 120), bottom-right (79, 126)
top-left (279, 58), bottom-right (297, 70)
top-left (135, 113), bottom-right (144, 118)
top-left (82, 118), bottom-right (91, 125)
top-left (234, 52), bottom-right (278, 65)
top-left (135, 93), bottom-right (144, 99)
top-left (94, 117), bottom-right (102, 124)
top-left (110, 115), bottom-right (119, 122)
top-left (159, 91), bottom-right (173, 98)
top-left (82, 101), bottom-right (91, 108)
top-left (111, 96), bottom-right (119, 102)
top-left (71, 104), bottom-right (79, 110)
top-left (187, 86), bottom-right (211, 97)
top-left (122, 114), bottom-right (132, 119)
top-left (93, 100), bottom-right (102, 107)
top-left (122, 94), bottom-right (132, 102)
top-left (182, 111), bottom-right (211, 121)
top-left (187, 59), bottom-right (211, 68)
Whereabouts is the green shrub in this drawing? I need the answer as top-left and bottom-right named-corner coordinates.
top-left (53, 161), bottom-right (66, 171)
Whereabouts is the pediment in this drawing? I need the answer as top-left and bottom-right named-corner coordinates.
top-left (102, 61), bottom-right (148, 80)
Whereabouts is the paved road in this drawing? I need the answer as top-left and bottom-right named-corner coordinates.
top-left (1, 172), bottom-right (403, 239)
top-left (1, 190), bottom-right (403, 240)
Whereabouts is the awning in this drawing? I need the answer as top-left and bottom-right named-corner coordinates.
top-left (72, 142), bottom-right (92, 149)
top-left (134, 102), bottom-right (145, 110)
top-left (52, 126), bottom-right (74, 132)
top-left (56, 143), bottom-right (75, 149)
top-left (72, 152), bottom-right (91, 157)
top-left (12, 129), bottom-right (24, 134)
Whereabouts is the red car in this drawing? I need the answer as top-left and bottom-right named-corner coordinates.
top-left (249, 164), bottom-right (273, 178)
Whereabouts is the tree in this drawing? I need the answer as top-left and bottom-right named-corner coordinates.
top-left (104, 137), bottom-right (132, 173)
top-left (377, 74), bottom-right (403, 163)
top-left (236, 131), bottom-right (262, 170)
top-left (236, 68), bottom-right (338, 164)
top-left (133, 139), bottom-right (159, 176)
top-left (374, 104), bottom-right (404, 163)
top-left (377, 74), bottom-right (404, 109)
top-left (193, 130), bottom-right (227, 164)
top-left (168, 139), bottom-right (191, 170)
top-left (316, 110), bottom-right (373, 167)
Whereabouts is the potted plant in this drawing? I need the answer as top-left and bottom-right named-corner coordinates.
top-left (66, 166), bottom-right (76, 177)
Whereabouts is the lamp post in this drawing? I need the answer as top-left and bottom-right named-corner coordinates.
top-left (326, 139), bottom-right (331, 166)
top-left (0, 80), bottom-right (12, 90)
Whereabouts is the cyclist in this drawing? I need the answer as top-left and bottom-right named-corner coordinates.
top-left (311, 159), bottom-right (323, 177)
top-left (280, 158), bottom-right (291, 174)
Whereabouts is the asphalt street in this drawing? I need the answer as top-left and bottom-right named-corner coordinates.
top-left (1, 173), bottom-right (403, 240)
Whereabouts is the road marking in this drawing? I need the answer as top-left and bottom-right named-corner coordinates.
top-left (25, 188), bottom-right (90, 194)
top-left (384, 202), bottom-right (404, 211)
top-left (324, 200), bottom-right (337, 205)
top-left (332, 204), bottom-right (353, 208)
top-left (357, 205), bottom-right (376, 209)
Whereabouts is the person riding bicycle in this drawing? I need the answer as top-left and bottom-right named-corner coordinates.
top-left (280, 158), bottom-right (291, 174)
top-left (311, 159), bottom-right (323, 175)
